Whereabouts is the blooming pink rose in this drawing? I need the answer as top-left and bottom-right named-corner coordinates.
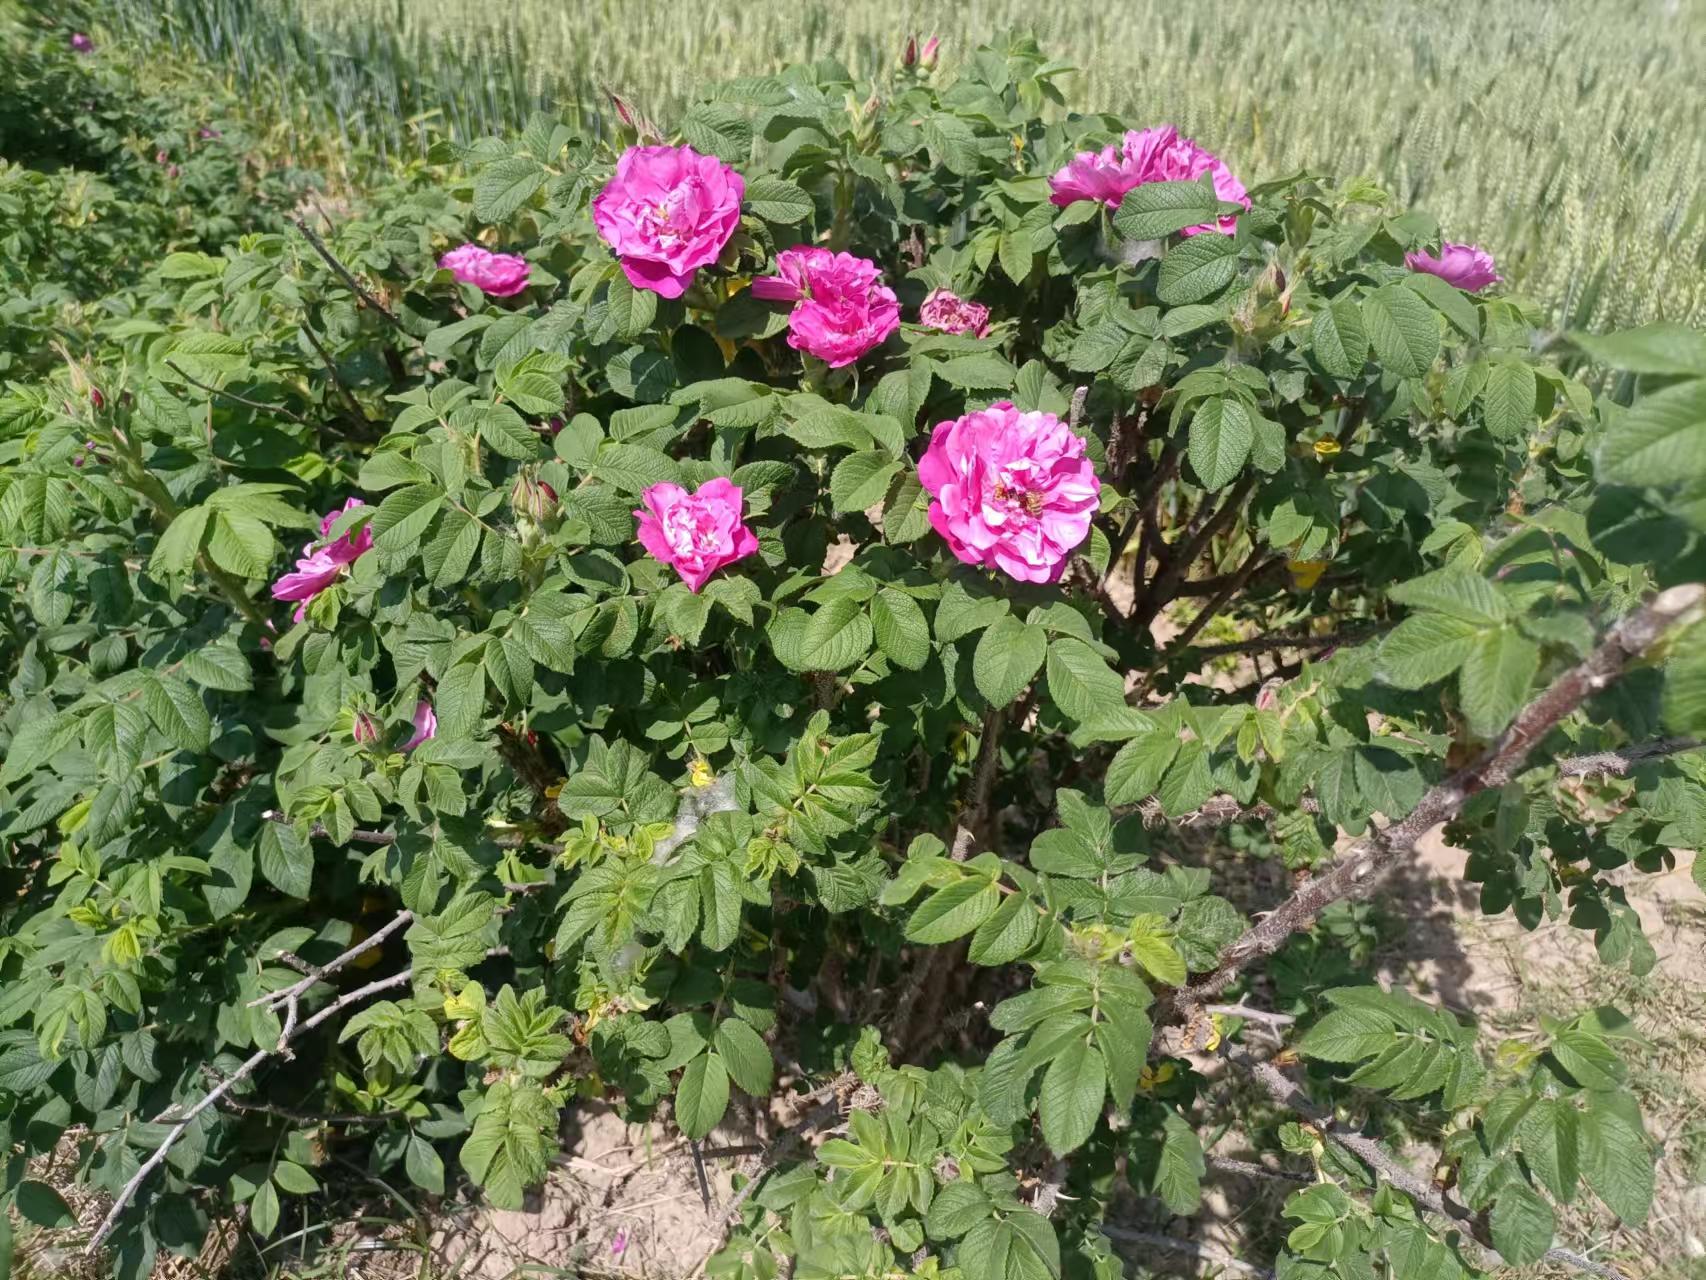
top-left (592, 144), bottom-right (745, 299)
top-left (919, 288), bottom-right (990, 337)
top-left (70, 32), bottom-right (93, 53)
top-left (1049, 125), bottom-right (1249, 235)
top-left (270, 498), bottom-right (373, 621)
top-left (918, 402), bottom-right (1100, 584)
top-left (1405, 242), bottom-right (1501, 293)
top-left (401, 701), bottom-right (437, 751)
top-left (752, 247), bottom-right (900, 368)
top-left (634, 478), bottom-right (759, 593)
top-left (439, 244), bottom-right (531, 298)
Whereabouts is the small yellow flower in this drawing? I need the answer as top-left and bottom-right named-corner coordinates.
top-left (545, 779), bottom-right (565, 800)
top-left (688, 757), bottom-right (716, 788)
top-left (1312, 438), bottom-right (1341, 462)
top-left (1203, 1014), bottom-right (1224, 1052)
top-left (1139, 1062), bottom-right (1176, 1094)
top-left (1287, 559), bottom-right (1327, 590)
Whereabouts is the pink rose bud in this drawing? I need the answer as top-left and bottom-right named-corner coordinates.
top-left (199, 127), bottom-right (221, 140)
top-left (70, 32), bottom-right (93, 53)
top-left (919, 288), bottom-right (990, 338)
top-left (352, 711), bottom-right (380, 744)
top-left (920, 36), bottom-right (940, 69)
top-left (401, 701), bottom-right (437, 752)
top-left (167, 165), bottom-right (180, 179)
top-left (592, 144), bottom-right (745, 299)
top-left (511, 473), bottom-right (559, 521)
top-left (1404, 242), bottom-right (1501, 293)
top-left (610, 91), bottom-right (636, 129)
top-left (547, 417), bottom-right (564, 434)
top-left (633, 478), bottom-right (759, 593)
top-left (918, 402), bottom-right (1100, 584)
top-left (903, 35), bottom-right (918, 67)
top-left (438, 243), bottom-right (531, 298)
top-left (752, 247), bottom-right (900, 368)
top-left (156, 150), bottom-right (169, 165)
top-left (1049, 124), bottom-right (1249, 235)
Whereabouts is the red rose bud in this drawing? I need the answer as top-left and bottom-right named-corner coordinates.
top-left (89, 387), bottom-right (104, 410)
top-left (903, 35), bottom-right (917, 67)
top-left (609, 91), bottom-right (636, 129)
top-left (511, 473), bottom-right (558, 522)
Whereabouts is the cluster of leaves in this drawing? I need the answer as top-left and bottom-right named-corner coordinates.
top-left (2, 12), bottom-right (1704, 1279)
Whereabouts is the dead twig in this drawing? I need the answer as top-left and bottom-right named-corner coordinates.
top-left (292, 215), bottom-right (407, 334)
top-left (165, 361), bottom-right (308, 425)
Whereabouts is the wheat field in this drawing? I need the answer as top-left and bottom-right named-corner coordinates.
top-left (120, 0), bottom-right (1706, 331)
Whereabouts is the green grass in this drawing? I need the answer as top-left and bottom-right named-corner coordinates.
top-left (109, 0), bottom-right (1706, 332)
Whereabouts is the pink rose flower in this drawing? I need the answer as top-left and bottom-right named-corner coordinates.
top-left (919, 36), bottom-right (941, 70)
top-left (752, 247), bottom-right (900, 368)
top-left (270, 498), bottom-right (373, 621)
top-left (401, 701), bottom-right (437, 751)
top-left (1049, 124), bottom-right (1249, 235)
top-left (439, 244), bottom-right (531, 298)
top-left (71, 32), bottom-right (93, 53)
top-left (592, 144), bottom-right (745, 299)
top-left (918, 402), bottom-right (1100, 584)
top-left (1404, 242), bottom-right (1501, 293)
top-left (919, 288), bottom-right (990, 337)
top-left (634, 478), bottom-right (759, 593)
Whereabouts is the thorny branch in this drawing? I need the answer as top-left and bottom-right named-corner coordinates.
top-left (89, 964), bottom-right (413, 1251)
top-left (291, 215), bottom-right (407, 334)
top-left (1180, 584), bottom-right (1705, 1007)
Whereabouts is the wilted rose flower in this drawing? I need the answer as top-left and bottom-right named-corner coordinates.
top-left (592, 144), bottom-right (745, 298)
top-left (919, 288), bottom-right (990, 337)
top-left (752, 247), bottom-right (900, 368)
top-left (438, 243), bottom-right (531, 298)
top-left (634, 478), bottom-right (758, 593)
top-left (1404, 242), bottom-right (1501, 292)
top-left (918, 401), bottom-right (1100, 584)
top-left (70, 32), bottom-right (93, 53)
top-left (1049, 124), bottom-right (1249, 235)
top-left (270, 498), bottom-right (373, 622)
top-left (198, 127), bottom-right (222, 141)
top-left (401, 701), bottom-right (437, 751)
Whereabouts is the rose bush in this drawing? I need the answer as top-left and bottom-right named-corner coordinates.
top-left (5, 18), bottom-right (1706, 1280)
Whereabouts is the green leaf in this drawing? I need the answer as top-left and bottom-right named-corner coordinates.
top-left (1114, 177), bottom-right (1219, 240)
top-left (1489, 1181), bottom-right (1554, 1266)
top-left (1571, 322), bottom-right (1706, 376)
top-left (478, 403), bottom-right (542, 460)
top-left (151, 505), bottom-right (211, 577)
top-left (1104, 731), bottom-right (1179, 805)
top-left (974, 616), bottom-right (1048, 707)
top-left (1362, 284), bottom-right (1440, 379)
top-left (1377, 613), bottom-right (1484, 689)
top-left (183, 645), bottom-right (253, 692)
top-left (1297, 1007), bottom-right (1394, 1063)
top-left (1578, 1106), bottom-right (1653, 1223)
top-left (768, 598), bottom-right (873, 672)
top-left (1188, 398), bottom-right (1254, 490)
top-left (473, 156), bottom-right (546, 222)
top-left (206, 511), bottom-right (274, 578)
top-left (1665, 622), bottom-right (1706, 733)
top-left (1518, 1098), bottom-right (1580, 1202)
top-left (1459, 626), bottom-right (1540, 735)
top-left (744, 176), bottom-right (814, 223)
top-left (1310, 299), bottom-right (1368, 379)
top-left (1157, 233), bottom-right (1239, 305)
top-left (1038, 1035), bottom-right (1105, 1155)
top-left (968, 891), bottom-right (1042, 965)
top-left (1046, 639), bottom-right (1125, 723)
top-left (370, 485), bottom-right (446, 554)
top-left (712, 1018), bottom-right (772, 1095)
top-left (1598, 378), bottom-right (1706, 488)
top-left (676, 1053), bottom-right (730, 1139)
top-left (15, 1180), bottom-right (74, 1228)
top-left (925, 1180), bottom-right (992, 1239)
top-left (906, 878), bottom-right (1002, 944)
top-left (143, 673), bottom-right (211, 751)
top-left (871, 588), bottom-right (929, 671)
top-left (934, 352), bottom-right (1018, 390)
top-left (1152, 1110), bottom-right (1205, 1215)
top-left (252, 1179), bottom-right (280, 1237)
top-left (1403, 269), bottom-right (1480, 339)
top-left (830, 451), bottom-right (903, 513)
top-left (272, 1160), bottom-right (320, 1194)
top-left (1, 711), bottom-right (82, 783)
top-left (1482, 359), bottom-right (1538, 441)
top-left (405, 1134), bottom-right (445, 1195)
top-left (258, 822), bottom-right (313, 898)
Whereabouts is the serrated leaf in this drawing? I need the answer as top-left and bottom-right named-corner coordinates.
top-left (1310, 299), bottom-right (1368, 379)
top-left (473, 156), bottom-right (546, 223)
top-left (744, 175), bottom-right (813, 223)
top-left (1363, 284), bottom-right (1441, 379)
top-left (1114, 177), bottom-right (1219, 240)
top-left (974, 616), bottom-right (1048, 707)
top-left (871, 588), bottom-right (929, 671)
top-left (1157, 232), bottom-right (1239, 304)
top-left (712, 1018), bottom-right (772, 1095)
top-left (1188, 398), bottom-right (1254, 490)
top-left (1460, 626), bottom-right (1540, 735)
top-left (143, 673), bottom-right (210, 751)
top-left (370, 485), bottom-right (445, 554)
top-left (1038, 1035), bottom-right (1104, 1155)
top-left (906, 878), bottom-right (1002, 944)
top-left (1046, 639), bottom-right (1125, 723)
top-left (1104, 731), bottom-right (1179, 805)
top-left (1297, 1007), bottom-right (1394, 1063)
top-left (1578, 1106), bottom-right (1653, 1223)
top-left (676, 1053), bottom-right (730, 1139)
top-left (1482, 359), bottom-right (1538, 441)
top-left (1571, 323), bottom-right (1706, 376)
top-left (830, 451), bottom-right (902, 513)
top-left (1377, 613), bottom-right (1485, 689)
top-left (1598, 378), bottom-right (1706, 489)
top-left (1489, 1181), bottom-right (1554, 1265)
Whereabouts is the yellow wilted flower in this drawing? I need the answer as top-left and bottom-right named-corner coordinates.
top-left (1287, 559), bottom-right (1327, 589)
top-left (1312, 438), bottom-right (1341, 463)
top-left (688, 756), bottom-right (716, 788)
top-left (1139, 1062), bottom-right (1176, 1094)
